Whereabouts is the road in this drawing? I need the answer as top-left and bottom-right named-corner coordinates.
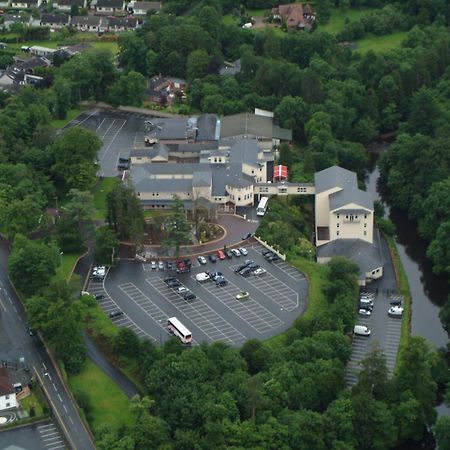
top-left (0, 240), bottom-right (95, 450)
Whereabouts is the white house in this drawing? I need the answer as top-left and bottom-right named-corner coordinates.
top-left (127, 1), bottom-right (161, 15)
top-left (10, 0), bottom-right (41, 8)
top-left (40, 13), bottom-right (70, 29)
top-left (0, 368), bottom-right (18, 411)
top-left (53, 0), bottom-right (86, 12)
top-left (71, 15), bottom-right (108, 32)
top-left (95, 0), bottom-right (125, 14)
top-left (29, 45), bottom-right (58, 58)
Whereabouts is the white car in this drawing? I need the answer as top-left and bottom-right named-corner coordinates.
top-left (358, 308), bottom-right (371, 316)
top-left (151, 261), bottom-right (157, 269)
top-left (195, 272), bottom-right (210, 283)
top-left (388, 306), bottom-right (404, 317)
top-left (158, 261), bottom-right (164, 270)
top-left (253, 268), bottom-right (266, 276)
top-left (231, 249), bottom-right (241, 257)
top-left (177, 286), bottom-right (189, 294)
top-left (197, 256), bottom-right (207, 265)
top-left (238, 248), bottom-right (248, 256)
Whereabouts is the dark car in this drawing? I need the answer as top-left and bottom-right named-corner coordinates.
top-left (390, 299), bottom-right (402, 306)
top-left (263, 251), bottom-right (275, 259)
top-left (27, 326), bottom-right (35, 336)
top-left (240, 268), bottom-right (252, 277)
top-left (176, 261), bottom-right (190, 273)
top-left (359, 302), bottom-right (373, 311)
top-left (183, 292), bottom-right (196, 301)
top-left (243, 233), bottom-right (253, 240)
top-left (248, 263), bottom-right (260, 271)
top-left (207, 271), bottom-right (223, 281)
top-left (208, 254), bottom-right (217, 263)
top-left (267, 254), bottom-right (279, 262)
top-left (215, 276), bottom-right (228, 286)
top-left (262, 250), bottom-right (273, 256)
top-left (234, 264), bottom-right (248, 273)
top-left (168, 279), bottom-right (182, 288)
top-left (164, 276), bottom-right (177, 284)
top-left (118, 156), bottom-right (130, 163)
top-left (109, 309), bottom-right (124, 318)
top-left (224, 249), bottom-right (233, 259)
top-left (183, 258), bottom-right (192, 268)
top-left (117, 162), bottom-right (129, 170)
top-left (165, 261), bottom-right (174, 270)
top-left (94, 294), bottom-right (104, 300)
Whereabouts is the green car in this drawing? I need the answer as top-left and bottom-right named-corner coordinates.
top-left (236, 291), bottom-right (250, 300)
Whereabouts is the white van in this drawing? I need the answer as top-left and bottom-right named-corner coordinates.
top-left (195, 272), bottom-right (210, 283)
top-left (360, 297), bottom-right (374, 308)
top-left (354, 325), bottom-right (371, 336)
top-left (388, 306), bottom-right (403, 317)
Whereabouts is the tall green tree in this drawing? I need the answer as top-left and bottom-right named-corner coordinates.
top-left (93, 225), bottom-right (119, 266)
top-left (162, 195), bottom-right (190, 256)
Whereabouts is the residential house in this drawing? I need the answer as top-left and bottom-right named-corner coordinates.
top-left (95, 0), bottom-right (125, 14)
top-left (29, 45), bottom-right (58, 58)
top-left (40, 13), bottom-right (70, 29)
top-left (71, 15), bottom-right (108, 32)
top-left (2, 13), bottom-right (32, 31)
top-left (271, 3), bottom-right (315, 29)
top-left (0, 56), bottom-right (49, 94)
top-left (314, 165), bottom-right (381, 285)
top-left (147, 75), bottom-right (186, 106)
top-left (127, 1), bottom-right (161, 15)
top-left (0, 0), bottom-right (11, 8)
top-left (10, 0), bottom-right (41, 8)
top-left (0, 368), bottom-right (18, 411)
top-left (53, 0), bottom-right (86, 12)
top-left (107, 16), bottom-right (139, 32)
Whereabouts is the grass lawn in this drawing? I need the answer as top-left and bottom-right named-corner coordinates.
top-left (93, 177), bottom-right (119, 220)
top-left (60, 252), bottom-right (85, 281)
top-left (20, 391), bottom-right (45, 418)
top-left (246, 8), bottom-right (269, 16)
top-left (319, 7), bottom-right (375, 34)
top-left (69, 359), bottom-right (133, 432)
top-left (223, 14), bottom-right (238, 25)
top-left (354, 31), bottom-right (408, 53)
top-left (143, 210), bottom-right (171, 219)
top-left (90, 41), bottom-right (119, 55)
top-left (50, 107), bottom-right (86, 129)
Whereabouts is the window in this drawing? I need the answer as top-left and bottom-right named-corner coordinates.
top-left (260, 187), bottom-right (268, 193)
top-left (364, 223), bottom-right (367, 228)
top-left (337, 214), bottom-right (340, 219)
top-left (345, 215), bottom-right (348, 219)
top-left (337, 223), bottom-right (339, 228)
top-left (214, 158), bottom-right (217, 163)
top-left (6, 403), bottom-right (10, 407)
top-left (297, 187), bottom-right (307, 193)
top-left (364, 214), bottom-right (367, 219)
top-left (238, 197), bottom-right (241, 201)
top-left (336, 231), bottom-right (339, 236)
top-left (364, 231), bottom-right (367, 236)
top-left (5, 395), bottom-right (9, 400)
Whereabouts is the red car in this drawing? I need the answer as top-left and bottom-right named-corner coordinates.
top-left (217, 250), bottom-right (226, 260)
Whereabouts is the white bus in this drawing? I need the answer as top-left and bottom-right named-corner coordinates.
top-left (167, 317), bottom-right (193, 344)
top-left (256, 197), bottom-right (269, 216)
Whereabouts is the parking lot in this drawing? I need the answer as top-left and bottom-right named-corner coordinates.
top-left (69, 109), bottom-right (151, 177)
top-left (86, 243), bottom-right (308, 346)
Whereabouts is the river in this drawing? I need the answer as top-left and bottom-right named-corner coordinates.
top-left (366, 157), bottom-right (450, 417)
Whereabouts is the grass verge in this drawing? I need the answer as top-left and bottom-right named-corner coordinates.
top-left (60, 252), bottom-right (85, 281)
top-left (354, 31), bottom-right (408, 53)
top-left (319, 7), bottom-right (375, 34)
top-left (50, 107), bottom-right (86, 129)
top-left (93, 177), bottom-right (119, 220)
top-left (384, 234), bottom-right (412, 366)
top-left (68, 359), bottom-right (133, 433)
top-left (20, 391), bottom-right (45, 418)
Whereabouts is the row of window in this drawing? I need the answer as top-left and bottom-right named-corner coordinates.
top-left (259, 186), bottom-right (308, 194)
top-left (337, 214), bottom-right (368, 220)
top-left (336, 230), bottom-right (367, 236)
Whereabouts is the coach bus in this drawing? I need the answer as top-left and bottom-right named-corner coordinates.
top-left (256, 196), bottom-right (269, 216)
top-left (167, 317), bottom-right (193, 344)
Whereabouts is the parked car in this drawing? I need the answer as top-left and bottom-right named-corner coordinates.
top-left (183, 258), bottom-right (193, 268)
top-left (217, 250), bottom-right (226, 260)
top-left (359, 302), bottom-right (373, 311)
top-left (118, 156), bottom-right (130, 163)
top-left (195, 272), bottom-right (210, 282)
top-left (165, 261), bottom-right (174, 270)
top-left (109, 309), bottom-right (124, 318)
top-left (262, 250), bottom-right (273, 256)
top-left (353, 325), bottom-right (371, 336)
top-left (197, 255), bottom-right (207, 265)
top-left (358, 308), bottom-right (372, 316)
top-left (208, 271), bottom-right (223, 281)
top-left (158, 261), bottom-right (164, 270)
top-left (231, 249), bottom-right (241, 257)
top-left (360, 298), bottom-right (374, 309)
top-left (266, 254), bottom-right (279, 262)
top-left (248, 263), bottom-right (260, 271)
top-left (253, 268), bottom-right (266, 276)
top-left (224, 249), bottom-right (233, 259)
top-left (167, 279), bottom-right (182, 288)
top-left (388, 306), bottom-right (404, 317)
top-left (244, 259), bottom-right (254, 266)
top-left (215, 276), bottom-right (228, 286)
top-left (234, 264), bottom-right (248, 273)
top-left (94, 294), bottom-right (104, 300)
top-left (151, 261), bottom-right (157, 270)
top-left (176, 261), bottom-right (190, 273)
top-left (117, 162), bottom-right (129, 170)
top-left (177, 286), bottom-right (189, 294)
top-left (236, 291), bottom-right (250, 300)
top-left (184, 291), bottom-right (196, 301)
top-left (238, 247), bottom-right (248, 256)
top-left (27, 326), bottom-right (35, 336)
top-left (240, 267), bottom-right (252, 277)
top-left (390, 298), bottom-right (403, 306)
top-left (208, 254), bottom-right (217, 263)
top-left (92, 265), bottom-right (106, 280)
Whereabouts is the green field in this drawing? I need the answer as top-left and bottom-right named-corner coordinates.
top-left (354, 31), bottom-right (408, 53)
top-left (69, 359), bottom-right (133, 432)
top-left (60, 252), bottom-right (85, 281)
top-left (20, 392), bottom-right (45, 418)
top-left (50, 107), bottom-right (86, 129)
top-left (319, 7), bottom-right (375, 34)
top-left (93, 177), bottom-right (119, 220)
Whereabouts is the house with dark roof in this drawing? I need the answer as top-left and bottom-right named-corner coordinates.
top-left (147, 75), bottom-right (186, 106)
top-left (71, 15), bottom-right (108, 32)
top-left (1, 13), bottom-right (32, 31)
top-left (127, 1), bottom-right (161, 15)
top-left (95, 0), bottom-right (125, 14)
top-left (53, 0), bottom-right (86, 12)
top-left (0, 368), bottom-right (17, 411)
top-left (107, 16), bottom-right (139, 32)
top-left (271, 3), bottom-right (315, 29)
top-left (40, 13), bottom-right (70, 29)
top-left (11, 0), bottom-right (41, 8)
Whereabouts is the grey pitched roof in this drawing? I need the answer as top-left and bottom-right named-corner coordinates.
top-left (316, 235), bottom-right (382, 280)
top-left (131, 1), bottom-right (161, 11)
top-left (41, 13), bottom-right (69, 24)
top-left (108, 16), bottom-right (138, 27)
top-left (196, 113), bottom-right (220, 141)
top-left (57, 0), bottom-right (84, 5)
top-left (72, 15), bottom-right (104, 26)
top-left (229, 139), bottom-right (259, 166)
top-left (193, 171), bottom-right (212, 187)
top-left (97, 0), bottom-right (123, 7)
top-left (221, 113), bottom-right (274, 139)
top-left (314, 165), bottom-right (357, 194)
top-left (330, 188), bottom-right (373, 211)
top-left (134, 178), bottom-right (193, 193)
top-left (146, 118), bottom-right (188, 140)
top-left (227, 177), bottom-right (252, 189)
top-left (169, 142), bottom-right (218, 152)
top-left (273, 124), bottom-right (292, 141)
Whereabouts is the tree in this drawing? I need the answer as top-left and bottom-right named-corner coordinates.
top-left (274, 96), bottom-right (309, 140)
top-left (52, 78), bottom-right (72, 119)
top-left (56, 214), bottom-right (83, 253)
top-left (8, 235), bottom-right (58, 296)
top-left (186, 49), bottom-right (210, 81)
top-left (94, 226), bottom-right (119, 266)
top-left (435, 416), bottom-right (450, 450)
top-left (427, 221), bottom-right (450, 275)
top-left (162, 195), bottom-right (190, 256)
top-left (114, 327), bottom-right (141, 358)
top-left (50, 128), bottom-right (101, 190)
top-left (407, 87), bottom-right (442, 136)
top-left (108, 71), bottom-right (146, 107)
